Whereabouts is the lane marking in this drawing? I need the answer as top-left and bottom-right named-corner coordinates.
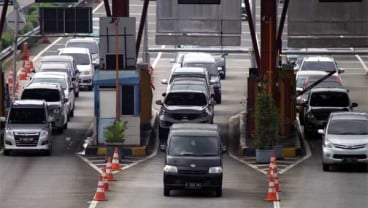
top-left (355, 55), bottom-right (368, 73)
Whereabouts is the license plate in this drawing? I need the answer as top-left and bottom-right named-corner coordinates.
top-left (21, 138), bottom-right (34, 142)
top-left (343, 157), bottom-right (357, 163)
top-left (185, 182), bottom-right (201, 189)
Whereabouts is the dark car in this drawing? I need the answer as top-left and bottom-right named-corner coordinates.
top-left (161, 123), bottom-right (226, 197)
top-left (300, 88), bottom-right (358, 137)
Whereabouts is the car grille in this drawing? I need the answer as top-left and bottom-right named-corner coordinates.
top-left (333, 154), bottom-right (367, 159)
top-left (14, 132), bottom-right (40, 147)
top-left (79, 79), bottom-right (92, 84)
top-left (179, 169), bottom-right (208, 175)
top-left (334, 144), bottom-right (366, 150)
top-left (170, 113), bottom-right (201, 120)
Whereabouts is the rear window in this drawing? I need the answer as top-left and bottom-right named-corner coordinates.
top-left (61, 53), bottom-right (90, 65)
top-left (183, 63), bottom-right (217, 76)
top-left (21, 89), bottom-right (61, 102)
top-left (168, 135), bottom-right (219, 156)
top-left (301, 61), bottom-right (337, 72)
top-left (327, 119), bottom-right (368, 135)
top-left (66, 42), bottom-right (98, 54)
top-left (31, 78), bottom-right (67, 89)
top-left (310, 92), bottom-right (349, 107)
top-left (8, 107), bottom-right (46, 124)
top-left (165, 92), bottom-right (207, 106)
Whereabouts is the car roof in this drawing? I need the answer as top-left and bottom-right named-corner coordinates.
top-left (173, 67), bottom-right (207, 73)
top-left (170, 123), bottom-right (220, 136)
top-left (12, 99), bottom-right (46, 106)
top-left (310, 87), bottom-right (348, 93)
top-left (330, 112), bottom-right (368, 120)
top-left (25, 82), bottom-right (62, 90)
top-left (39, 63), bottom-right (69, 69)
top-left (32, 71), bottom-right (68, 79)
top-left (296, 70), bottom-right (329, 76)
top-left (182, 52), bottom-right (215, 63)
top-left (169, 79), bottom-right (208, 92)
top-left (59, 47), bottom-right (90, 54)
top-left (40, 55), bottom-right (74, 62)
top-left (66, 38), bottom-right (97, 43)
top-left (303, 56), bottom-right (335, 62)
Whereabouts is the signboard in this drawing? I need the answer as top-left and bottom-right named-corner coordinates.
top-left (0, 0), bottom-right (14, 5)
top-left (99, 17), bottom-right (136, 70)
top-left (6, 10), bottom-right (26, 31)
top-left (156, 0), bottom-right (241, 46)
top-left (39, 7), bottom-right (92, 34)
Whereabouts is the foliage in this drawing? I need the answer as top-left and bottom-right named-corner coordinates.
top-left (104, 120), bottom-right (127, 144)
top-left (253, 83), bottom-right (279, 150)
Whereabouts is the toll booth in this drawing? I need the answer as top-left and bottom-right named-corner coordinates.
top-left (93, 70), bottom-right (141, 145)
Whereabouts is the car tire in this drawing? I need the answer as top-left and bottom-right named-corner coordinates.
top-left (323, 163), bottom-right (330, 171)
top-left (3, 149), bottom-right (10, 156)
top-left (70, 108), bottom-right (74, 118)
top-left (164, 186), bottom-right (170, 196)
top-left (215, 95), bottom-right (222, 104)
top-left (44, 149), bottom-right (52, 156)
top-left (88, 85), bottom-right (93, 91)
top-left (215, 187), bottom-right (222, 197)
top-left (221, 70), bottom-right (226, 80)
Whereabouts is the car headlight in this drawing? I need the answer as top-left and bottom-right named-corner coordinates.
top-left (40, 130), bottom-right (49, 137)
top-left (5, 130), bottom-right (14, 139)
top-left (209, 166), bottom-right (223, 174)
top-left (53, 108), bottom-right (61, 114)
top-left (163, 165), bottom-right (178, 173)
top-left (306, 112), bottom-right (315, 119)
top-left (324, 138), bottom-right (333, 149)
top-left (82, 71), bottom-right (91, 76)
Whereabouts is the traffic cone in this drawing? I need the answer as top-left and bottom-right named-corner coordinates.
top-left (265, 175), bottom-right (279, 202)
top-left (111, 147), bottom-right (121, 171)
top-left (93, 175), bottom-right (107, 201)
top-left (41, 34), bottom-right (50, 44)
top-left (105, 157), bottom-right (115, 181)
top-left (102, 167), bottom-right (110, 192)
top-left (267, 151), bottom-right (278, 176)
top-left (21, 42), bottom-right (29, 60)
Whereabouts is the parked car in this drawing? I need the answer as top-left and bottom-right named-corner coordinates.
top-left (318, 112), bottom-right (368, 171)
top-left (299, 87), bottom-right (358, 136)
top-left (38, 55), bottom-right (80, 97)
top-left (298, 56), bottom-right (344, 74)
top-left (1, 100), bottom-right (53, 156)
top-left (156, 78), bottom-right (216, 138)
top-left (65, 38), bottom-right (100, 68)
top-left (181, 52), bottom-right (222, 103)
top-left (29, 71), bottom-right (75, 120)
top-left (21, 82), bottom-right (69, 133)
top-left (58, 47), bottom-right (94, 91)
top-left (161, 123), bottom-right (226, 197)
top-left (241, 2), bottom-right (247, 21)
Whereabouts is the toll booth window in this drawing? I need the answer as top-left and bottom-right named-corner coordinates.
top-left (121, 85), bottom-right (135, 115)
top-left (178, 0), bottom-right (220, 4)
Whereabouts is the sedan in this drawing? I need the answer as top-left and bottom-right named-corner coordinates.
top-left (318, 112), bottom-right (368, 171)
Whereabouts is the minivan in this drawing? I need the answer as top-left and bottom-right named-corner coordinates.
top-left (161, 123), bottom-right (226, 197)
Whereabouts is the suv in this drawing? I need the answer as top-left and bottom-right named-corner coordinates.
top-left (181, 52), bottom-right (222, 104)
top-left (156, 78), bottom-right (215, 138)
top-left (39, 55), bottom-right (80, 97)
top-left (29, 71), bottom-right (75, 120)
top-left (58, 47), bottom-right (94, 91)
top-left (21, 82), bottom-right (69, 133)
top-left (1, 100), bottom-right (53, 156)
top-left (161, 123), bottom-right (226, 197)
top-left (300, 88), bottom-right (358, 136)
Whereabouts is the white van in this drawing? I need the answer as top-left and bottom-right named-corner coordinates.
top-left (59, 47), bottom-right (94, 91)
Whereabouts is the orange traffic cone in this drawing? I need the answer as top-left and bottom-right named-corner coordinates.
top-left (102, 167), bottom-right (110, 192)
top-left (268, 151), bottom-right (280, 192)
top-left (105, 157), bottom-right (115, 181)
top-left (111, 147), bottom-right (121, 171)
top-left (265, 175), bottom-right (279, 202)
top-left (41, 35), bottom-right (50, 44)
top-left (93, 175), bottom-right (107, 201)
top-left (21, 42), bottom-right (29, 60)
top-left (267, 151), bottom-right (278, 175)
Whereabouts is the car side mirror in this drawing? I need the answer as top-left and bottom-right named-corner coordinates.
top-left (317, 129), bottom-right (324, 135)
top-left (0, 116), bottom-right (6, 129)
top-left (351, 102), bottom-right (358, 108)
top-left (161, 79), bottom-right (168, 84)
top-left (161, 92), bottom-right (166, 97)
top-left (155, 100), bottom-right (163, 105)
top-left (338, 69), bottom-right (345, 74)
top-left (169, 59), bottom-right (175, 63)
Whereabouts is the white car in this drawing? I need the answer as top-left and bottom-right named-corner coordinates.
top-left (65, 38), bottom-right (99, 68)
top-left (30, 71), bottom-right (75, 120)
top-left (59, 47), bottom-right (94, 91)
top-left (298, 56), bottom-right (344, 74)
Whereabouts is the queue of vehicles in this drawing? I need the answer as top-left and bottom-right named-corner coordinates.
top-left (1, 38), bottom-right (99, 156)
top-left (293, 55), bottom-right (367, 171)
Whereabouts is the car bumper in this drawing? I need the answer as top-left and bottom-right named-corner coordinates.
top-left (323, 147), bottom-right (368, 164)
top-left (164, 173), bottom-right (222, 191)
top-left (79, 75), bottom-right (93, 87)
top-left (4, 137), bottom-right (51, 150)
top-left (158, 115), bottom-right (213, 129)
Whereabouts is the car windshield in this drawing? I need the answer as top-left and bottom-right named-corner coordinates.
top-left (168, 135), bottom-right (219, 156)
top-left (310, 92), bottom-right (349, 107)
top-left (66, 42), bottom-right (98, 54)
top-left (61, 53), bottom-right (90, 65)
top-left (169, 74), bottom-right (206, 84)
top-left (32, 78), bottom-right (67, 89)
top-left (301, 61), bottom-right (337, 72)
top-left (22, 89), bottom-right (61, 102)
top-left (327, 119), bottom-right (368, 135)
top-left (8, 108), bottom-right (46, 124)
top-left (165, 92), bottom-right (207, 106)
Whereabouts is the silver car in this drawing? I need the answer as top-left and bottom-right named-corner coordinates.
top-left (318, 112), bottom-right (368, 171)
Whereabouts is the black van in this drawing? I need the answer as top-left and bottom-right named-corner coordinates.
top-left (161, 123), bottom-right (226, 197)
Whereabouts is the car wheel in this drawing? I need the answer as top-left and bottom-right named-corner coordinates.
top-left (215, 187), bottom-right (222, 197)
top-left (88, 85), bottom-right (93, 91)
top-left (44, 148), bottom-right (52, 156)
top-left (215, 95), bottom-right (222, 104)
top-left (164, 186), bottom-right (170, 196)
top-left (159, 127), bottom-right (168, 140)
top-left (70, 108), bottom-right (74, 118)
top-left (298, 114), bottom-right (304, 125)
top-left (323, 163), bottom-right (330, 171)
top-left (3, 149), bottom-right (10, 156)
